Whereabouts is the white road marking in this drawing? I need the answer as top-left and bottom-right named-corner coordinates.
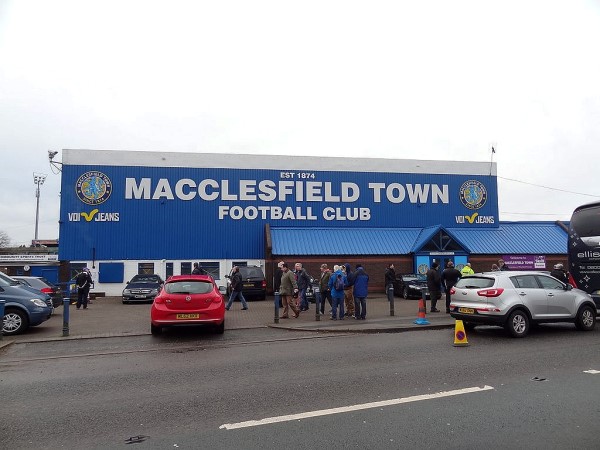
top-left (219, 385), bottom-right (494, 430)
top-left (583, 369), bottom-right (600, 374)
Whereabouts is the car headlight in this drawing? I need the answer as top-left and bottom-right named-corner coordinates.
top-left (30, 298), bottom-right (48, 307)
top-left (123, 289), bottom-right (131, 295)
top-left (409, 284), bottom-right (419, 289)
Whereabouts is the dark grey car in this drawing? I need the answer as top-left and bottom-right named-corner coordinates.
top-left (449, 271), bottom-right (597, 337)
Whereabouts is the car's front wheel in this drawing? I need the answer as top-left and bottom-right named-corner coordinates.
top-left (575, 305), bottom-right (596, 331)
top-left (402, 287), bottom-right (409, 299)
top-left (2, 308), bottom-right (29, 335)
top-left (506, 310), bottom-right (529, 338)
top-left (150, 324), bottom-right (162, 336)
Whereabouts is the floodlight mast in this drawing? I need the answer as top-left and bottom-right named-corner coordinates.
top-left (33, 172), bottom-right (47, 246)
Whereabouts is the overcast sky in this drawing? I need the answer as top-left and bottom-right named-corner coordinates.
top-left (1, 0), bottom-right (599, 247)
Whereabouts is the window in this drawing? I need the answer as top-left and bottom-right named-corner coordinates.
top-left (138, 263), bottom-right (154, 275)
top-left (511, 275), bottom-right (540, 289)
top-left (233, 261), bottom-right (247, 268)
top-left (454, 277), bottom-right (494, 289)
top-left (199, 262), bottom-right (220, 279)
top-left (165, 280), bottom-right (213, 294)
top-left (166, 262), bottom-right (173, 278)
top-left (181, 262), bottom-right (192, 275)
top-left (537, 275), bottom-right (564, 290)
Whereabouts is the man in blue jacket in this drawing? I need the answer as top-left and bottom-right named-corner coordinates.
top-left (328, 265), bottom-right (346, 320)
top-left (352, 264), bottom-right (369, 320)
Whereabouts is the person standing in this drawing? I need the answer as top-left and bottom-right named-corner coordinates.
top-left (441, 261), bottom-right (462, 313)
top-left (550, 263), bottom-right (569, 283)
top-left (75, 268), bottom-right (93, 310)
top-left (343, 263), bottom-right (355, 317)
top-left (192, 262), bottom-right (207, 275)
top-left (294, 263), bottom-right (311, 311)
top-left (318, 263), bottom-right (332, 315)
top-left (225, 266), bottom-right (249, 311)
top-left (384, 263), bottom-right (396, 302)
top-left (426, 262), bottom-right (442, 313)
top-left (460, 263), bottom-right (475, 276)
top-left (353, 264), bottom-right (369, 320)
top-left (279, 263), bottom-right (300, 319)
top-left (328, 265), bottom-right (346, 320)
top-left (274, 261), bottom-right (284, 307)
top-left (498, 259), bottom-right (509, 271)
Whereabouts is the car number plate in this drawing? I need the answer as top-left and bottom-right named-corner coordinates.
top-left (134, 295), bottom-right (147, 298)
top-left (176, 313), bottom-right (200, 319)
top-left (243, 283), bottom-right (254, 288)
top-left (458, 307), bottom-right (475, 314)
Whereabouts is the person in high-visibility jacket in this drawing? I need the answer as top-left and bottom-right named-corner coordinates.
top-left (461, 262), bottom-right (475, 276)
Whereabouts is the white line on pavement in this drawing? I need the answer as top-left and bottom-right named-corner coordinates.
top-left (219, 385), bottom-right (495, 430)
top-left (583, 369), bottom-right (600, 374)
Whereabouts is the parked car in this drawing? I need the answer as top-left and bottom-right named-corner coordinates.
top-left (393, 274), bottom-right (429, 299)
top-left (150, 275), bottom-right (225, 335)
top-left (225, 266), bottom-right (266, 300)
top-left (122, 274), bottom-right (164, 304)
top-left (0, 272), bottom-right (53, 335)
top-left (13, 276), bottom-right (63, 307)
top-left (449, 271), bottom-right (597, 338)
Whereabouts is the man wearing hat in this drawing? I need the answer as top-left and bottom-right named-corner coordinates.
top-left (550, 263), bottom-right (568, 284)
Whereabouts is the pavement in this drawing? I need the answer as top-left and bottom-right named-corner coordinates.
top-left (0, 294), bottom-right (456, 348)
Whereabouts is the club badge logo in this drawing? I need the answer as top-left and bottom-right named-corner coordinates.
top-left (76, 171), bottom-right (112, 205)
top-left (459, 180), bottom-right (487, 210)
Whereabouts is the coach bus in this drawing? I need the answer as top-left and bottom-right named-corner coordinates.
top-left (568, 201), bottom-right (600, 311)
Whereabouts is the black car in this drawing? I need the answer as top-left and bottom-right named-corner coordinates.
top-left (226, 265), bottom-right (266, 300)
top-left (13, 276), bottom-right (63, 308)
top-left (393, 274), bottom-right (429, 299)
top-left (122, 274), bottom-right (164, 304)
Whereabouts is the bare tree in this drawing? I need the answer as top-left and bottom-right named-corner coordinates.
top-left (0, 230), bottom-right (11, 248)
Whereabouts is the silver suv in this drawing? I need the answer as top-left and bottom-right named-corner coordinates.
top-left (449, 271), bottom-right (597, 337)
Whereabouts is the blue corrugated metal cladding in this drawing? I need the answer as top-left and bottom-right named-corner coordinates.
top-left (59, 165), bottom-right (499, 260)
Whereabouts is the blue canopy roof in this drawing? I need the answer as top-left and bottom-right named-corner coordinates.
top-left (270, 222), bottom-right (568, 255)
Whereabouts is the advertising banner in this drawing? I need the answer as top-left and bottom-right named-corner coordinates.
top-left (503, 255), bottom-right (546, 270)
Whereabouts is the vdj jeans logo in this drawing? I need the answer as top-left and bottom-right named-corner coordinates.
top-left (455, 212), bottom-right (495, 224)
top-left (68, 209), bottom-right (120, 222)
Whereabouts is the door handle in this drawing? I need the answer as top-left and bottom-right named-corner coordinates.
top-left (519, 292), bottom-right (526, 296)
top-left (547, 293), bottom-right (554, 297)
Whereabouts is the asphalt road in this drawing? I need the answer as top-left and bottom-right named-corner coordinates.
top-left (1, 324), bottom-right (599, 449)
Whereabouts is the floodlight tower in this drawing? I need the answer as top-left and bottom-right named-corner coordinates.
top-left (33, 172), bottom-right (47, 246)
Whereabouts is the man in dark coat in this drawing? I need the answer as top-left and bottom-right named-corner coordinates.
top-left (441, 261), bottom-right (462, 313)
top-left (426, 262), bottom-right (442, 312)
top-left (75, 268), bottom-right (93, 310)
top-left (550, 263), bottom-right (568, 284)
top-left (384, 263), bottom-right (397, 303)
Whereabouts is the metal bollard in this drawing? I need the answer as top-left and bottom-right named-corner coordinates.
top-left (62, 298), bottom-right (70, 337)
top-left (388, 284), bottom-right (394, 316)
top-left (274, 291), bottom-right (280, 324)
top-left (0, 299), bottom-right (5, 340)
top-left (315, 291), bottom-right (321, 322)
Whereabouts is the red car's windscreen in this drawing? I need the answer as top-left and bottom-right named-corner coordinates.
top-left (164, 280), bottom-right (213, 295)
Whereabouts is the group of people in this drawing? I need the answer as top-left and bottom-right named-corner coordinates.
top-left (273, 262), bottom-right (370, 320)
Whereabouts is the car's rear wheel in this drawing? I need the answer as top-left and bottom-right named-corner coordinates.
top-left (575, 305), bottom-right (596, 331)
top-left (150, 324), bottom-right (162, 336)
top-left (402, 287), bottom-right (409, 299)
top-left (215, 320), bottom-right (225, 334)
top-left (506, 310), bottom-right (529, 338)
top-left (2, 308), bottom-right (29, 335)
top-left (463, 322), bottom-right (476, 331)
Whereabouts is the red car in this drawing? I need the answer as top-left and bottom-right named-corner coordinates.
top-left (150, 275), bottom-right (225, 335)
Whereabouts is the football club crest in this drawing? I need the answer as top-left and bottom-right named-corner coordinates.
top-left (76, 171), bottom-right (112, 205)
top-left (459, 180), bottom-right (487, 210)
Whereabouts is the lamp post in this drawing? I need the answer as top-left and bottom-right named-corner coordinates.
top-left (33, 173), bottom-right (47, 247)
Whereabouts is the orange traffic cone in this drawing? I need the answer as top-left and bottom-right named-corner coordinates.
top-left (453, 320), bottom-right (469, 347)
top-left (414, 297), bottom-right (430, 325)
